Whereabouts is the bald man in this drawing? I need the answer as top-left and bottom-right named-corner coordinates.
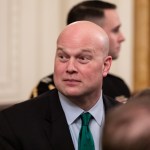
top-left (0, 21), bottom-right (119, 150)
top-left (30, 1), bottom-right (130, 103)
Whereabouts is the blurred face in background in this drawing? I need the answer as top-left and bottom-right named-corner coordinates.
top-left (102, 9), bottom-right (125, 60)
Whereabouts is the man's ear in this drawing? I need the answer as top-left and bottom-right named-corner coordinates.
top-left (102, 56), bottom-right (112, 77)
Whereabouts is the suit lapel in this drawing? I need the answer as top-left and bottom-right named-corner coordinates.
top-left (43, 89), bottom-right (75, 150)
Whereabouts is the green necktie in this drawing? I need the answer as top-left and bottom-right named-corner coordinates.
top-left (78, 112), bottom-right (95, 150)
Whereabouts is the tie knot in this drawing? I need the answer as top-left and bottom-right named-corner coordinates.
top-left (81, 112), bottom-right (92, 126)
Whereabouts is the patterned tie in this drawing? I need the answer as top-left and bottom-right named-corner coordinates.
top-left (78, 112), bottom-right (95, 150)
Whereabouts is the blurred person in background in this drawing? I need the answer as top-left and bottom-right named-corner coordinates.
top-left (102, 88), bottom-right (150, 150)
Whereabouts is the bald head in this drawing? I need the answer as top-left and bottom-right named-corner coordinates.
top-left (57, 21), bottom-right (109, 56)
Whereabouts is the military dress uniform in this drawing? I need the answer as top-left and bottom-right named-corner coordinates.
top-left (103, 74), bottom-right (130, 103)
top-left (31, 74), bottom-right (55, 98)
top-left (30, 73), bottom-right (131, 103)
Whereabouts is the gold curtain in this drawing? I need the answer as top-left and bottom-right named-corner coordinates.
top-left (134, 0), bottom-right (150, 93)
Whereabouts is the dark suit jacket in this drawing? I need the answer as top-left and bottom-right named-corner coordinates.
top-left (0, 89), bottom-right (119, 150)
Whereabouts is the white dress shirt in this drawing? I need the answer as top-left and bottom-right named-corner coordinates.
top-left (59, 91), bottom-right (105, 150)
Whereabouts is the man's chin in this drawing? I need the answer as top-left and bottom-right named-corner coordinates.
top-left (62, 90), bottom-right (82, 98)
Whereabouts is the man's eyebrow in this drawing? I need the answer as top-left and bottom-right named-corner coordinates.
top-left (57, 47), bottom-right (64, 51)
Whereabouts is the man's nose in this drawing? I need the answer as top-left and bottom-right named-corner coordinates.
top-left (119, 32), bottom-right (125, 42)
top-left (66, 58), bottom-right (77, 73)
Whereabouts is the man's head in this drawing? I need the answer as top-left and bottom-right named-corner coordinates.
top-left (67, 1), bottom-right (125, 60)
top-left (54, 21), bottom-right (112, 108)
top-left (102, 88), bottom-right (150, 150)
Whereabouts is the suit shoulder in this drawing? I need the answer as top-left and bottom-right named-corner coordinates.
top-left (1, 89), bottom-right (58, 118)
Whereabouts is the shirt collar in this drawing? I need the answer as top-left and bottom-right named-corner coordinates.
top-left (58, 91), bottom-right (104, 126)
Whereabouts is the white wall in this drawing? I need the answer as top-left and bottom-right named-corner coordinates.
top-left (0, 0), bottom-right (134, 105)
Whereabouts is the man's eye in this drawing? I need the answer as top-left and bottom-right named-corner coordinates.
top-left (78, 56), bottom-right (91, 64)
top-left (59, 55), bottom-right (64, 59)
top-left (113, 28), bottom-right (119, 33)
top-left (58, 54), bottom-right (68, 62)
top-left (79, 56), bottom-right (86, 60)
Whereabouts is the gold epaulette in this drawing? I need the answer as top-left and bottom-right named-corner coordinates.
top-left (48, 84), bottom-right (55, 90)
